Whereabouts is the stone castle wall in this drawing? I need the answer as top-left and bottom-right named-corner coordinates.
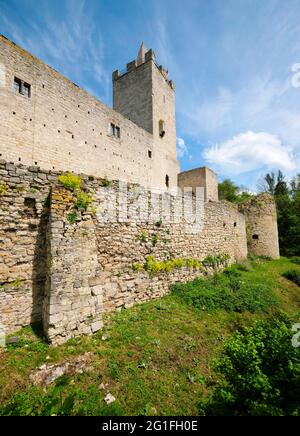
top-left (0, 35), bottom-right (178, 189)
top-left (0, 161), bottom-right (248, 343)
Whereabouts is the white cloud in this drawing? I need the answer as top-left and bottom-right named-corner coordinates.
top-left (203, 131), bottom-right (296, 175)
top-left (177, 137), bottom-right (192, 159)
top-left (176, 137), bottom-right (187, 157)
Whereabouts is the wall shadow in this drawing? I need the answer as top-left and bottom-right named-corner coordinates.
top-left (30, 194), bottom-right (50, 341)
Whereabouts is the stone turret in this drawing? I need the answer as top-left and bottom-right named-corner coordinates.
top-left (238, 193), bottom-right (280, 259)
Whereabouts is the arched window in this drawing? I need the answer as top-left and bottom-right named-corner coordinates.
top-left (159, 120), bottom-right (165, 138)
top-left (165, 174), bottom-right (169, 188)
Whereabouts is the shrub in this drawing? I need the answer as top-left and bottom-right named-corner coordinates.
top-left (203, 254), bottom-right (230, 269)
top-left (282, 269), bottom-right (300, 287)
top-left (58, 173), bottom-right (82, 191)
top-left (290, 257), bottom-right (300, 266)
top-left (132, 263), bottom-right (144, 272)
top-left (67, 211), bottom-right (78, 224)
top-left (137, 230), bottom-right (148, 243)
top-left (0, 181), bottom-right (7, 196)
top-left (102, 176), bottom-right (111, 187)
top-left (74, 191), bottom-right (92, 211)
top-left (201, 317), bottom-right (300, 416)
top-left (171, 271), bottom-right (278, 313)
top-left (186, 258), bottom-right (202, 269)
top-left (152, 234), bottom-right (159, 246)
top-left (133, 256), bottom-right (202, 274)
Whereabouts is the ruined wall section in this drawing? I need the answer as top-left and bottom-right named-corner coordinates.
top-left (238, 194), bottom-right (280, 259)
top-left (0, 35), bottom-right (154, 187)
top-left (43, 188), bottom-right (103, 345)
top-left (0, 161), bottom-right (52, 332)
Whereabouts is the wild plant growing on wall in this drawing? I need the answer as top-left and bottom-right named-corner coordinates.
top-left (132, 256), bottom-right (202, 274)
top-left (203, 254), bottom-right (230, 269)
top-left (57, 173), bottom-right (93, 223)
top-left (58, 173), bottom-right (82, 191)
top-left (0, 181), bottom-right (7, 196)
top-left (74, 191), bottom-right (92, 210)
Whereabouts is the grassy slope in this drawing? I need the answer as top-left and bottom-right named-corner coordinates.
top-left (0, 257), bottom-right (299, 416)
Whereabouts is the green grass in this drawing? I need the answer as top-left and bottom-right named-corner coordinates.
top-left (290, 256), bottom-right (300, 266)
top-left (282, 269), bottom-right (300, 287)
top-left (0, 257), bottom-right (299, 416)
top-left (171, 263), bottom-right (280, 313)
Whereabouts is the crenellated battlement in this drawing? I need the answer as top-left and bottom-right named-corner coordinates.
top-left (112, 44), bottom-right (174, 90)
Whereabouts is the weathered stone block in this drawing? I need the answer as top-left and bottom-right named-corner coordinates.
top-left (91, 321), bottom-right (103, 333)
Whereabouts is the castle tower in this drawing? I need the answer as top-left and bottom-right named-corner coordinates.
top-left (112, 43), bottom-right (179, 188)
top-left (178, 167), bottom-right (219, 202)
top-left (238, 194), bottom-right (280, 259)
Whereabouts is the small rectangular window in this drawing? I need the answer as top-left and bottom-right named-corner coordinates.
top-left (23, 82), bottom-right (31, 98)
top-left (14, 77), bottom-right (22, 94)
top-left (110, 123), bottom-right (120, 139)
top-left (110, 123), bottom-right (115, 136)
top-left (13, 77), bottom-right (31, 98)
top-left (148, 150), bottom-right (152, 158)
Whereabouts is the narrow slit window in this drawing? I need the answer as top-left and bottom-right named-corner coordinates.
top-left (13, 77), bottom-right (22, 94)
top-left (165, 174), bottom-right (169, 188)
top-left (110, 123), bottom-right (115, 136)
top-left (22, 82), bottom-right (31, 98)
top-left (148, 150), bottom-right (152, 158)
top-left (110, 123), bottom-right (121, 139)
top-left (159, 120), bottom-right (165, 138)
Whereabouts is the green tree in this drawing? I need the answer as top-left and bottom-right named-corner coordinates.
top-left (218, 179), bottom-right (251, 203)
top-left (202, 317), bottom-right (300, 416)
top-left (264, 172), bottom-right (276, 195)
top-left (260, 171), bottom-right (300, 256)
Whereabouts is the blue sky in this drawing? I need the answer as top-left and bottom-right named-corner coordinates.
top-left (1, 0), bottom-right (299, 189)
